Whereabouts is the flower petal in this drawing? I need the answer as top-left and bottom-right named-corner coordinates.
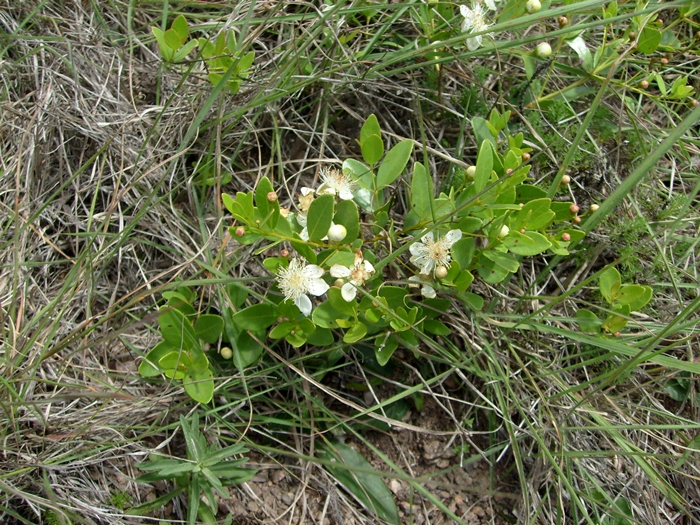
top-left (307, 278), bottom-right (330, 296)
top-left (338, 188), bottom-right (354, 200)
top-left (304, 264), bottom-right (325, 279)
top-left (330, 265), bottom-right (351, 278)
top-left (422, 284), bottom-right (437, 299)
top-left (299, 227), bottom-right (309, 241)
top-left (341, 282), bottom-right (357, 302)
top-left (444, 229), bottom-right (463, 246)
top-left (483, 0), bottom-right (497, 10)
top-left (362, 261), bottom-right (375, 274)
top-left (467, 35), bottom-right (482, 51)
top-left (295, 295), bottom-right (312, 316)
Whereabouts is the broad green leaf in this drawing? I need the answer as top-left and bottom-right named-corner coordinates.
top-left (453, 269), bottom-right (474, 293)
top-left (235, 330), bottom-right (264, 368)
top-left (343, 322), bottom-right (367, 344)
top-left (194, 315), bottom-right (224, 344)
top-left (471, 117), bottom-right (497, 148)
top-left (152, 27), bottom-right (174, 62)
top-left (360, 114), bottom-right (382, 144)
top-left (423, 320), bottom-right (450, 335)
top-left (232, 304), bottom-right (278, 331)
top-left (617, 284), bottom-right (652, 311)
top-left (319, 441), bottom-right (400, 525)
top-left (254, 176), bottom-right (279, 229)
top-left (410, 162), bottom-right (433, 222)
top-left (362, 135), bottom-right (384, 166)
top-left (452, 238), bottom-right (475, 268)
top-left (173, 39), bottom-right (199, 62)
top-left (599, 267), bottom-right (621, 305)
top-left (483, 250), bottom-right (519, 272)
top-left (575, 309), bottom-right (600, 333)
top-left (307, 194), bottom-right (335, 241)
top-left (376, 140), bottom-right (413, 188)
top-left (171, 15), bottom-right (189, 42)
top-left (269, 321), bottom-right (294, 339)
top-left (637, 27), bottom-right (661, 54)
top-left (474, 140), bottom-right (494, 193)
top-left (312, 301), bottom-right (348, 329)
top-left (306, 327), bottom-right (334, 346)
top-left (139, 341), bottom-right (176, 377)
top-left (502, 231), bottom-right (552, 256)
top-left (375, 334), bottom-right (399, 366)
top-left (164, 28), bottom-right (182, 52)
top-left (159, 307), bottom-right (199, 352)
top-left (512, 198), bottom-right (554, 231)
top-left (334, 199), bottom-right (360, 243)
top-left (460, 291), bottom-right (484, 310)
top-left (328, 287), bottom-right (356, 316)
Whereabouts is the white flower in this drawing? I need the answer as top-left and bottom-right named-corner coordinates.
top-left (330, 250), bottom-right (375, 301)
top-left (460, 3), bottom-right (491, 51)
top-left (409, 229), bottom-right (462, 275)
top-left (316, 166), bottom-right (355, 200)
top-left (296, 187), bottom-right (314, 227)
top-left (482, 0), bottom-right (499, 10)
top-left (408, 275), bottom-right (437, 299)
top-left (277, 259), bottom-right (329, 316)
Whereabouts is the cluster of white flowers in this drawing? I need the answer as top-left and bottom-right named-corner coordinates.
top-left (276, 259), bottom-right (329, 316)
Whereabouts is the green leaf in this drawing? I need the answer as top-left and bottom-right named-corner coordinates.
top-left (254, 176), bottom-right (279, 230)
top-left (637, 27), bottom-right (662, 54)
top-left (360, 114), bottom-right (382, 144)
top-left (362, 135), bottom-right (384, 166)
top-left (410, 162), bottom-right (433, 222)
top-left (617, 284), bottom-right (652, 311)
top-left (235, 330), bottom-right (264, 368)
top-left (334, 200), bottom-right (360, 243)
top-left (599, 267), bottom-right (621, 305)
top-left (471, 117), bottom-right (497, 148)
top-left (511, 198), bottom-right (555, 231)
top-left (452, 238), bottom-right (475, 268)
top-left (460, 291), bottom-right (483, 310)
top-left (453, 270), bottom-right (474, 293)
top-left (312, 301), bottom-right (347, 329)
top-left (194, 315), bottom-right (224, 344)
top-left (139, 341), bottom-right (176, 377)
top-left (152, 27), bottom-right (174, 62)
top-left (164, 28), bottom-right (182, 52)
top-left (307, 194), bottom-right (335, 241)
top-left (502, 231), bottom-right (552, 256)
top-left (173, 39), bottom-right (199, 62)
top-left (375, 333), bottom-right (399, 366)
top-left (269, 321), bottom-right (294, 339)
top-left (423, 320), bottom-right (450, 335)
top-left (171, 15), bottom-right (189, 42)
top-left (127, 487), bottom-right (185, 515)
top-left (343, 322), bottom-right (367, 344)
top-left (306, 327), bottom-right (334, 346)
top-left (376, 140), bottom-right (413, 188)
top-left (576, 309), bottom-right (600, 333)
top-left (474, 140), bottom-right (494, 193)
top-left (328, 287), bottom-right (356, 316)
top-left (319, 441), bottom-right (400, 525)
top-left (159, 307), bottom-right (200, 352)
top-left (232, 304), bottom-right (278, 331)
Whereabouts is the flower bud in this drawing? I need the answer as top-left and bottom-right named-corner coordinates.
top-left (569, 204), bottom-right (580, 214)
top-left (589, 204), bottom-right (599, 212)
top-left (561, 174), bottom-right (571, 185)
top-left (526, 0), bottom-right (541, 13)
top-left (522, 152), bottom-right (531, 162)
top-left (334, 279), bottom-right (344, 288)
top-left (498, 225), bottom-right (510, 238)
top-left (466, 166), bottom-right (477, 179)
top-left (573, 216), bottom-right (581, 224)
top-left (692, 99), bottom-right (699, 108)
top-left (639, 80), bottom-right (649, 89)
top-left (660, 57), bottom-right (668, 65)
top-left (327, 224), bottom-right (347, 242)
top-left (235, 226), bottom-right (246, 237)
top-left (536, 42), bottom-right (552, 58)
top-left (267, 192), bottom-right (278, 202)
top-left (435, 265), bottom-right (448, 279)
top-left (561, 233), bottom-right (571, 241)
top-left (558, 16), bottom-right (569, 27)
top-left (280, 249), bottom-right (289, 257)
top-left (220, 347), bottom-right (233, 360)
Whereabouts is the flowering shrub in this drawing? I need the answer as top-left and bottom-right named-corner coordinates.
top-left (138, 110), bottom-right (590, 402)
